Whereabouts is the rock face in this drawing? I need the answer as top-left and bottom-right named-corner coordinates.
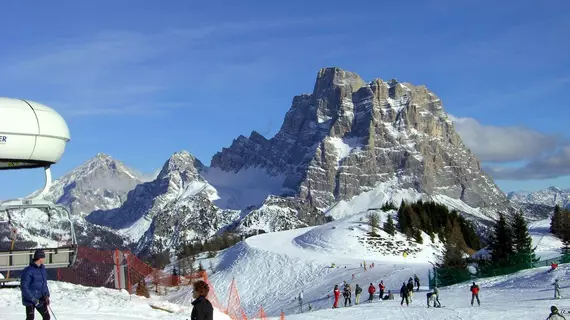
top-left (45, 153), bottom-right (144, 217)
top-left (212, 67), bottom-right (509, 214)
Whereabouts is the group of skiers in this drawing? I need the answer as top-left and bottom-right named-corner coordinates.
top-left (331, 280), bottom-right (394, 308)
top-left (399, 274), bottom-right (424, 306)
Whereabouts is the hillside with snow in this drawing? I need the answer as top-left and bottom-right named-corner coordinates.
top-left (173, 211), bottom-right (566, 319)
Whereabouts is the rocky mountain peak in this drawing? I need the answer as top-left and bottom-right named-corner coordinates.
top-left (211, 67), bottom-right (510, 215)
top-left (157, 150), bottom-right (204, 180)
top-left (33, 153), bottom-right (144, 217)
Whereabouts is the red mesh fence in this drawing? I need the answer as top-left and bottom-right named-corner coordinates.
top-left (53, 246), bottom-right (283, 320)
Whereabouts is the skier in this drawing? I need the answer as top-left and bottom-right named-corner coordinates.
top-left (549, 262), bottom-right (559, 273)
top-left (433, 286), bottom-right (441, 307)
top-left (400, 282), bottom-right (410, 306)
top-left (427, 292), bottom-right (435, 308)
top-left (414, 274), bottom-right (420, 291)
top-left (298, 290), bottom-right (303, 311)
top-left (554, 279), bottom-right (562, 299)
top-left (407, 278), bottom-right (414, 302)
top-left (379, 280), bottom-right (385, 299)
top-left (343, 282), bottom-right (352, 307)
top-left (368, 283), bottom-right (376, 301)
top-left (546, 305), bottom-right (566, 319)
top-left (470, 282), bottom-right (480, 306)
top-left (21, 250), bottom-right (51, 320)
top-left (333, 285), bottom-right (341, 308)
top-left (355, 284), bottom-right (362, 305)
top-left (363, 261), bottom-right (367, 271)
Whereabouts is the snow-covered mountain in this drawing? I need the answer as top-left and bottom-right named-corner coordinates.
top-left (508, 186), bottom-right (570, 209)
top-left (4, 67), bottom-right (526, 255)
top-left (0, 153), bottom-right (145, 250)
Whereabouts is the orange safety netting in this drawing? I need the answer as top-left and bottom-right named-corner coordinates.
top-left (53, 246), bottom-right (283, 320)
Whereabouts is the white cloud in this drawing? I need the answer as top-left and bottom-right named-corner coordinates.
top-left (450, 115), bottom-right (561, 162)
top-left (484, 145), bottom-right (570, 180)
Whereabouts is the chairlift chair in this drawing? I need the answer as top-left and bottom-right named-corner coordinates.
top-left (0, 97), bottom-right (77, 272)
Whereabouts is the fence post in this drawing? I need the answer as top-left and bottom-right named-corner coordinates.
top-left (114, 249), bottom-right (122, 290)
top-left (125, 252), bottom-right (132, 293)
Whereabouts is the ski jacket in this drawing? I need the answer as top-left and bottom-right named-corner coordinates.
top-left (355, 286), bottom-right (362, 295)
top-left (400, 285), bottom-right (408, 295)
top-left (554, 282), bottom-right (561, 290)
top-left (434, 287), bottom-right (439, 295)
top-left (21, 263), bottom-right (50, 306)
top-left (470, 285), bottom-right (479, 295)
top-left (368, 285), bottom-right (376, 294)
top-left (379, 282), bottom-right (385, 290)
top-left (191, 296), bottom-right (213, 320)
top-left (334, 288), bottom-right (341, 298)
top-left (407, 282), bottom-right (414, 291)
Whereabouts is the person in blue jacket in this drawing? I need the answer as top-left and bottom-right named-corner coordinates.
top-left (21, 249), bottom-right (50, 320)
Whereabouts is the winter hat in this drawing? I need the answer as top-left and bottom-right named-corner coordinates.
top-left (551, 306), bottom-right (558, 313)
top-left (33, 249), bottom-right (45, 261)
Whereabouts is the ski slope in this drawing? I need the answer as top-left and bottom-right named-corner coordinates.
top-left (0, 281), bottom-right (231, 320)
top-left (196, 215), bottom-right (568, 319)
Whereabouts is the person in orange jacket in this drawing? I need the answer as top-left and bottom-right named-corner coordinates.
top-left (379, 280), bottom-right (385, 298)
top-left (368, 283), bottom-right (376, 301)
top-left (333, 285), bottom-right (341, 308)
top-left (470, 282), bottom-right (480, 306)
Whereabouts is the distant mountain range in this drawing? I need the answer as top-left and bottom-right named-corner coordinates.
top-left (2, 67), bottom-right (553, 256)
top-left (508, 186), bottom-right (570, 209)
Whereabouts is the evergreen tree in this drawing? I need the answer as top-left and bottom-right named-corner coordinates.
top-left (551, 205), bottom-right (563, 236)
top-left (439, 221), bottom-right (467, 268)
top-left (488, 212), bottom-right (514, 265)
top-left (383, 215), bottom-right (396, 236)
top-left (561, 209), bottom-right (570, 255)
top-left (511, 211), bottom-right (538, 266)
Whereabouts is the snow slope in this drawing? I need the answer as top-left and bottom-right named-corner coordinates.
top-left (283, 263), bottom-right (570, 320)
top-left (0, 281), bottom-right (231, 320)
top-left (204, 211), bottom-right (441, 316)
top-left (193, 213), bottom-right (566, 319)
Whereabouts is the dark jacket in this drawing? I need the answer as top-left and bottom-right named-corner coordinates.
top-left (400, 284), bottom-right (409, 296)
top-left (21, 262), bottom-right (50, 306)
top-left (191, 296), bottom-right (213, 320)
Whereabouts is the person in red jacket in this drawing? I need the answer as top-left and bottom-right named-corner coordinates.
top-left (379, 280), bottom-right (385, 299)
top-left (470, 282), bottom-right (480, 306)
top-left (333, 285), bottom-right (341, 308)
top-left (368, 283), bottom-right (376, 301)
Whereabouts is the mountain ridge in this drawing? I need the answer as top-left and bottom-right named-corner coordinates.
top-left (3, 67), bottom-right (540, 256)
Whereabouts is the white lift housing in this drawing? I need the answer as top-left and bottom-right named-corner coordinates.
top-left (0, 97), bottom-right (77, 272)
top-left (0, 97), bottom-right (70, 170)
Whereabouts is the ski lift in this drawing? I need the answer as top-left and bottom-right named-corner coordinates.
top-left (0, 97), bottom-right (77, 272)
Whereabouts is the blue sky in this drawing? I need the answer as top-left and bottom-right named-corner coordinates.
top-left (1, 0), bottom-right (569, 198)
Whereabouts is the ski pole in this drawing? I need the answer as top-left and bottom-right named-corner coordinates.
top-left (48, 305), bottom-right (59, 320)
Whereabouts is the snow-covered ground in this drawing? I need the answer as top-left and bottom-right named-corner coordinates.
top-left (199, 214), bottom-right (567, 319)
top-left (0, 281), bottom-right (231, 319)
top-left (2, 211), bottom-right (565, 319)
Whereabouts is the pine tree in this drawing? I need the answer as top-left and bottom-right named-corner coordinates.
top-left (551, 205), bottom-right (563, 237)
top-left (383, 215), bottom-right (396, 236)
top-left (511, 211), bottom-right (538, 266)
top-left (488, 212), bottom-right (514, 265)
top-left (440, 221), bottom-right (467, 268)
top-left (561, 209), bottom-right (570, 255)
